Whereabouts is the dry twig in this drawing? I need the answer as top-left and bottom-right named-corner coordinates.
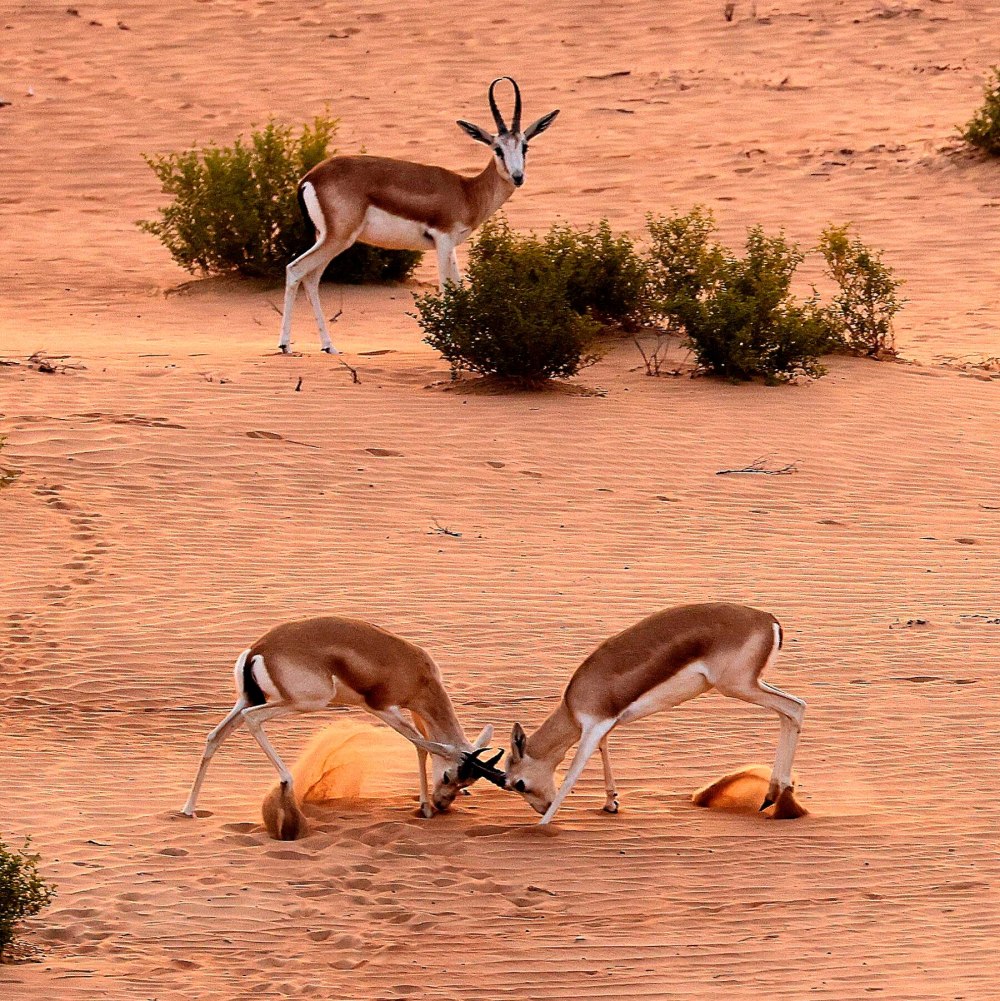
top-left (716, 455), bottom-right (798, 476)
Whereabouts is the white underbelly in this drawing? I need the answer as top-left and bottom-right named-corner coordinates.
top-left (358, 207), bottom-right (436, 251)
top-left (615, 661), bottom-right (713, 724)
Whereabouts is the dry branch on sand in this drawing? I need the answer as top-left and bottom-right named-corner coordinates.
top-left (716, 456), bottom-right (798, 476)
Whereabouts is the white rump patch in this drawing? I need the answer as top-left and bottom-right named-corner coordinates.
top-left (300, 181), bottom-right (327, 243)
top-left (248, 654), bottom-right (281, 703)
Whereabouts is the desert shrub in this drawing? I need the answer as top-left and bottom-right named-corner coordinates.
top-left (416, 217), bottom-right (599, 382)
top-left (961, 66), bottom-right (1000, 155)
top-left (645, 206), bottom-right (727, 329)
top-left (541, 220), bottom-right (654, 330)
top-left (819, 224), bottom-right (904, 357)
top-left (140, 117), bottom-right (421, 283)
top-left (671, 226), bottom-right (834, 382)
top-left (0, 837), bottom-right (55, 961)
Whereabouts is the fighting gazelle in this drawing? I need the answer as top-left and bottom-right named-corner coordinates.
top-left (498, 603), bottom-right (807, 825)
top-left (182, 616), bottom-right (501, 836)
top-left (278, 77), bottom-right (559, 354)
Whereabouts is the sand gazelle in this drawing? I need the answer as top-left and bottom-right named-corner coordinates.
top-left (500, 603), bottom-right (807, 826)
top-left (278, 77), bottom-right (559, 354)
top-left (181, 616), bottom-right (501, 832)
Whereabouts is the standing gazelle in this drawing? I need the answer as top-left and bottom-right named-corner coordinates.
top-left (279, 77), bottom-right (559, 353)
top-left (182, 616), bottom-right (500, 828)
top-left (499, 603), bottom-right (807, 825)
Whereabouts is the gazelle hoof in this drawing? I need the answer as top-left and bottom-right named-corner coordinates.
top-left (603, 801), bottom-right (619, 814)
top-left (321, 346), bottom-right (340, 355)
top-left (759, 796), bottom-right (776, 812)
top-left (279, 344), bottom-right (290, 354)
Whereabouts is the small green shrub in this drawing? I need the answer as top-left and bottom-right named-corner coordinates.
top-left (416, 217), bottom-right (599, 383)
top-left (646, 206), bottom-right (726, 329)
top-left (961, 66), bottom-right (1000, 155)
top-left (140, 117), bottom-right (421, 283)
top-left (542, 220), bottom-right (653, 330)
top-left (672, 226), bottom-right (834, 382)
top-left (819, 224), bottom-right (904, 358)
top-left (0, 837), bottom-right (55, 961)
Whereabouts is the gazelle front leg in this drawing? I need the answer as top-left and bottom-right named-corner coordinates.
top-left (433, 235), bottom-right (461, 290)
top-left (599, 736), bottom-right (619, 814)
top-left (538, 718), bottom-right (616, 826)
top-left (369, 705), bottom-right (458, 760)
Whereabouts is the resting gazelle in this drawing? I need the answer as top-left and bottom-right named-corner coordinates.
top-left (182, 616), bottom-right (501, 834)
top-left (490, 603), bottom-right (807, 825)
top-left (279, 77), bottom-right (559, 354)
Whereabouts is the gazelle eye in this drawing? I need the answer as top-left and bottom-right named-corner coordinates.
top-left (442, 771), bottom-right (452, 784)
top-left (514, 780), bottom-right (527, 793)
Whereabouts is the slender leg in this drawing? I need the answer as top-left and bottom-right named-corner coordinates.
top-left (241, 703), bottom-right (295, 786)
top-left (538, 718), bottom-right (616, 826)
top-left (301, 259), bottom-right (341, 354)
top-left (279, 241), bottom-right (350, 354)
top-left (599, 736), bottom-right (619, 814)
top-left (446, 247), bottom-right (461, 285)
top-left (412, 713), bottom-right (434, 818)
top-left (434, 238), bottom-right (459, 291)
top-left (369, 705), bottom-right (458, 760)
top-left (724, 680), bottom-right (806, 809)
top-left (182, 697), bottom-right (248, 815)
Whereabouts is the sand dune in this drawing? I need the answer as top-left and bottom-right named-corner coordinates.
top-left (2, 1), bottom-right (1000, 999)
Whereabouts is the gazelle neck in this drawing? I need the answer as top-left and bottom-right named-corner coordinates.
top-left (465, 158), bottom-right (516, 229)
top-left (527, 700), bottom-right (582, 766)
top-left (413, 679), bottom-right (470, 749)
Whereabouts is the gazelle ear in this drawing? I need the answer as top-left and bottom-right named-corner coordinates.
top-left (511, 723), bottom-right (527, 760)
top-left (472, 724), bottom-right (494, 750)
top-left (456, 120), bottom-right (494, 145)
top-left (523, 109), bottom-right (559, 140)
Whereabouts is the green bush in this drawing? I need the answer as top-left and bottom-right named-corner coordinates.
top-left (668, 225), bottom-right (834, 382)
top-left (819, 224), bottom-right (904, 358)
top-left (961, 66), bottom-right (1000, 155)
top-left (416, 217), bottom-right (599, 383)
top-left (0, 838), bottom-right (55, 961)
top-left (542, 220), bottom-right (653, 330)
top-left (646, 206), bottom-right (726, 329)
top-left (140, 117), bottom-right (421, 283)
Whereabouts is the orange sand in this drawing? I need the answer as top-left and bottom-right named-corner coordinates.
top-left (2, 2), bottom-right (999, 999)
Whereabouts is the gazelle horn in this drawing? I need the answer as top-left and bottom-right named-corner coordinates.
top-left (488, 76), bottom-right (521, 135)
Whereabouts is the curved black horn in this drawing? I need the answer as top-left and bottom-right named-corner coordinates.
top-left (510, 79), bottom-right (522, 133)
top-left (458, 747), bottom-right (508, 787)
top-left (488, 77), bottom-right (509, 133)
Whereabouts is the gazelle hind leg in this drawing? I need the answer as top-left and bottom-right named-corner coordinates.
top-left (182, 696), bottom-right (248, 815)
top-left (301, 248), bottom-right (348, 354)
top-left (538, 717), bottom-right (616, 826)
top-left (599, 737), bottom-right (619, 814)
top-left (723, 678), bottom-right (805, 810)
top-left (241, 703), bottom-right (294, 785)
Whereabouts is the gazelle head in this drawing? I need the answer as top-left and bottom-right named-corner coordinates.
top-left (456, 77), bottom-right (560, 188)
top-left (504, 722), bottom-right (558, 815)
top-left (430, 724), bottom-right (505, 812)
